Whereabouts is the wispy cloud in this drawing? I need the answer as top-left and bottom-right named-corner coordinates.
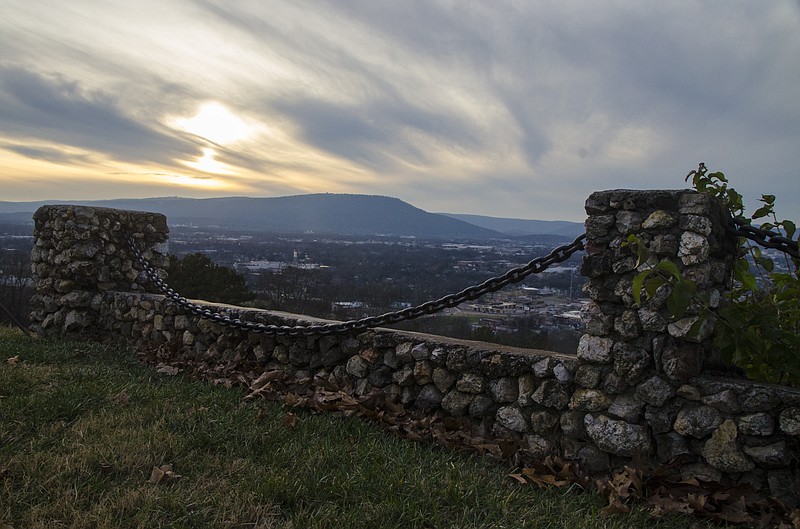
top-left (0, 66), bottom-right (201, 166)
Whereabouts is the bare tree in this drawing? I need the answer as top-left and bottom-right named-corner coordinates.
top-left (252, 267), bottom-right (322, 314)
top-left (0, 249), bottom-right (33, 327)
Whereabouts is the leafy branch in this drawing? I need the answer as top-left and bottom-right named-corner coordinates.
top-left (632, 163), bottom-right (800, 386)
top-left (625, 236), bottom-right (698, 320)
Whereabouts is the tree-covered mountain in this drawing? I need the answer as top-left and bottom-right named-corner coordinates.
top-left (0, 194), bottom-right (582, 239)
top-left (0, 195), bottom-right (499, 238)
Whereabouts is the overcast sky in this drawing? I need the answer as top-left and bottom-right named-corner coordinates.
top-left (1, 1), bottom-right (798, 221)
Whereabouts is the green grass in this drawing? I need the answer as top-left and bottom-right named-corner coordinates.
top-left (0, 327), bottom-right (714, 529)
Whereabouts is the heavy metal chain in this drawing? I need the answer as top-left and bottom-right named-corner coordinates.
top-left (729, 217), bottom-right (799, 259)
top-left (126, 233), bottom-right (586, 337)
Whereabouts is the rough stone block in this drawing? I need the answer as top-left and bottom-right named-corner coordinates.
top-left (517, 373), bottom-right (537, 406)
top-left (636, 376), bottom-right (675, 407)
top-left (574, 364), bottom-right (602, 389)
top-left (655, 432), bottom-right (690, 462)
top-left (702, 419), bottom-right (754, 473)
top-left (415, 384), bottom-right (444, 409)
top-left (392, 365), bottom-right (415, 386)
top-left (490, 377), bottom-right (518, 403)
top-left (742, 441), bottom-right (788, 468)
top-left (613, 343), bottom-right (650, 383)
top-left (608, 394), bottom-right (644, 422)
top-left (569, 389), bottom-right (612, 412)
top-left (531, 380), bottom-right (569, 410)
top-left (496, 406), bottom-right (529, 433)
top-left (411, 343), bottom-right (430, 360)
top-left (702, 389), bottom-right (741, 414)
top-left (441, 390), bottom-right (473, 417)
top-left (413, 360), bottom-right (433, 385)
top-left (674, 405), bottom-right (723, 438)
top-left (346, 355), bottom-right (369, 378)
top-left (553, 363), bottom-right (573, 384)
top-left (779, 407), bottom-right (800, 435)
top-left (661, 343), bottom-right (704, 380)
top-left (642, 210), bottom-right (677, 230)
top-left (432, 367), bottom-right (456, 393)
top-left (560, 411), bottom-right (587, 439)
top-left (615, 211), bottom-right (643, 234)
top-left (584, 414), bottom-right (652, 457)
top-left (469, 395), bottom-right (498, 418)
top-left (581, 302), bottom-right (614, 336)
top-left (530, 410), bottom-right (559, 434)
top-left (577, 335), bottom-right (613, 363)
top-left (667, 316), bottom-right (713, 343)
top-left (456, 373), bottom-right (485, 394)
top-left (395, 342), bottom-right (414, 362)
top-left (678, 231), bottom-right (710, 265)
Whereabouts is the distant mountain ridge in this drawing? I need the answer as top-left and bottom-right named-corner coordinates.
top-left (440, 213), bottom-right (583, 237)
top-left (0, 194), bottom-right (582, 239)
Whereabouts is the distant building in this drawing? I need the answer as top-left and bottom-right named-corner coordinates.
top-left (466, 301), bottom-right (520, 314)
top-left (471, 318), bottom-right (517, 333)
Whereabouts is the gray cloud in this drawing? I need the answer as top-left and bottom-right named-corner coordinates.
top-left (0, 65), bottom-right (201, 166)
top-left (0, 0), bottom-right (798, 220)
top-left (0, 142), bottom-right (92, 165)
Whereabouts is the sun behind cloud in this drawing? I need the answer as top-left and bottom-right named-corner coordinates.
top-left (170, 102), bottom-right (258, 145)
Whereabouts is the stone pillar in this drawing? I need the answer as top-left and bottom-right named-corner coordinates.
top-left (576, 190), bottom-right (738, 466)
top-left (29, 205), bottom-right (168, 337)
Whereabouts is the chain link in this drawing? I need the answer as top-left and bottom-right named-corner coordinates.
top-left (126, 233), bottom-right (586, 337)
top-left (728, 217), bottom-right (799, 259)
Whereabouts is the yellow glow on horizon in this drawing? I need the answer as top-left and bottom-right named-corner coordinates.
top-left (183, 147), bottom-right (236, 175)
top-left (170, 102), bottom-right (258, 145)
top-left (165, 173), bottom-right (233, 190)
top-left (0, 145), bottom-right (245, 199)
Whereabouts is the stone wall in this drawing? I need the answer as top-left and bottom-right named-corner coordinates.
top-left (29, 205), bottom-right (168, 336)
top-left (579, 190), bottom-right (798, 505)
top-left (29, 193), bottom-right (799, 506)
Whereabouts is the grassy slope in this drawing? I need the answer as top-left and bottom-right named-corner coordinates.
top-left (0, 327), bottom-right (713, 529)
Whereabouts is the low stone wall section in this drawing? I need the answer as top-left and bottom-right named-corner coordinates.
top-left (101, 291), bottom-right (580, 460)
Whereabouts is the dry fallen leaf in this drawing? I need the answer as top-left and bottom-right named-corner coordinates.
top-left (109, 389), bottom-right (130, 404)
top-left (5, 356), bottom-right (19, 366)
top-left (148, 464), bottom-right (182, 484)
top-left (250, 370), bottom-right (283, 391)
top-left (284, 412), bottom-right (300, 430)
top-left (509, 473), bottom-right (527, 485)
top-left (155, 363), bottom-right (181, 376)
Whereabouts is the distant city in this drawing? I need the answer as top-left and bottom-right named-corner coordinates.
top-left (167, 224), bottom-right (586, 353)
top-left (3, 199), bottom-right (789, 353)
top-left (0, 194), bottom-right (587, 352)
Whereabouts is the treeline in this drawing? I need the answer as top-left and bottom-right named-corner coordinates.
top-left (0, 234), bottom-right (33, 328)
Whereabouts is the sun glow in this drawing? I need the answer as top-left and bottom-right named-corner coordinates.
top-left (183, 147), bottom-right (235, 174)
top-left (170, 102), bottom-right (258, 144)
top-left (165, 173), bottom-right (232, 190)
